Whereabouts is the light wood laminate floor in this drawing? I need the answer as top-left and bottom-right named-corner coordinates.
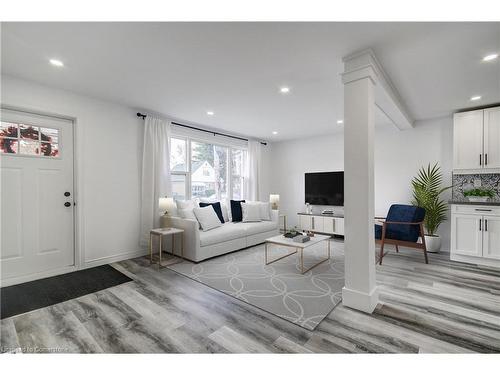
top-left (2, 241), bottom-right (500, 353)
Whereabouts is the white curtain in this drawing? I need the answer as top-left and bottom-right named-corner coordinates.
top-left (139, 115), bottom-right (171, 246)
top-left (245, 140), bottom-right (262, 201)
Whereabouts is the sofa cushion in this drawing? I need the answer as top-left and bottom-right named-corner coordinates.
top-left (230, 200), bottom-right (245, 222)
top-left (199, 202), bottom-right (225, 223)
top-left (199, 222), bottom-right (247, 247)
top-left (238, 220), bottom-right (278, 236)
top-left (193, 206), bottom-right (222, 232)
top-left (200, 198), bottom-right (230, 222)
top-left (241, 202), bottom-right (262, 222)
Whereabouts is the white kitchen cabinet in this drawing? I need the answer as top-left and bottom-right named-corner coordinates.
top-left (483, 216), bottom-right (500, 260)
top-left (450, 214), bottom-right (483, 257)
top-left (453, 110), bottom-right (484, 171)
top-left (484, 107), bottom-right (500, 169)
top-left (453, 106), bottom-right (500, 172)
top-left (451, 204), bottom-right (500, 268)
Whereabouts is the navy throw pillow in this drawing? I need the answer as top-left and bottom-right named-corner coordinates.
top-left (230, 200), bottom-right (246, 222)
top-left (199, 202), bottom-right (225, 223)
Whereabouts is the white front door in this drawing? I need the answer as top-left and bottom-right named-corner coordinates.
top-left (1, 109), bottom-right (75, 284)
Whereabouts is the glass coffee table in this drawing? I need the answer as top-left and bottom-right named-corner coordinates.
top-left (264, 233), bottom-right (331, 274)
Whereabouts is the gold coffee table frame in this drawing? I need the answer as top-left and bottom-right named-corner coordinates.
top-left (265, 234), bottom-right (331, 274)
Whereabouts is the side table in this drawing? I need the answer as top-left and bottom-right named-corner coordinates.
top-left (279, 214), bottom-right (287, 233)
top-left (149, 227), bottom-right (184, 268)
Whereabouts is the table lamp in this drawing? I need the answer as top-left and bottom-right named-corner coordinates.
top-left (159, 197), bottom-right (174, 216)
top-left (270, 194), bottom-right (280, 210)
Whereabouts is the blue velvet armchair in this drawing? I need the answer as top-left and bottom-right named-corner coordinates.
top-left (375, 204), bottom-right (428, 265)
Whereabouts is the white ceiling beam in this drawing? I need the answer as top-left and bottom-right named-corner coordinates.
top-left (342, 48), bottom-right (414, 130)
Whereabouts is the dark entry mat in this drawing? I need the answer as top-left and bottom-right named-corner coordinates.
top-left (1, 265), bottom-right (132, 319)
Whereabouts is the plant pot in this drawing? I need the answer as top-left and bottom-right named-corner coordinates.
top-left (467, 196), bottom-right (489, 203)
top-left (424, 234), bottom-right (441, 253)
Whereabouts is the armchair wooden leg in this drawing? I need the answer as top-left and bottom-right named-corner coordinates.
top-left (395, 245), bottom-right (399, 253)
top-left (420, 224), bottom-right (429, 264)
top-left (379, 224), bottom-right (387, 265)
top-left (379, 242), bottom-right (385, 265)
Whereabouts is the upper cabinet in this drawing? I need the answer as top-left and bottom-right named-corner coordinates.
top-left (484, 107), bottom-right (500, 169)
top-left (453, 106), bottom-right (500, 173)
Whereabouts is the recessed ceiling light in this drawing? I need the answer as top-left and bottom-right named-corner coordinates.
top-left (337, 120), bottom-right (344, 124)
top-left (470, 96), bottom-right (482, 101)
top-left (483, 53), bottom-right (498, 62)
top-left (206, 111), bottom-right (214, 116)
top-left (272, 131), bottom-right (278, 135)
top-left (280, 87), bottom-right (290, 94)
top-left (49, 59), bottom-right (64, 67)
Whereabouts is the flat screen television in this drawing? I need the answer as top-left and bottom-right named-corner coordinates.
top-left (305, 171), bottom-right (344, 206)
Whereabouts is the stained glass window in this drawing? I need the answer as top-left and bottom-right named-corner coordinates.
top-left (0, 122), bottom-right (59, 157)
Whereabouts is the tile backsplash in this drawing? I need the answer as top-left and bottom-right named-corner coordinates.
top-left (452, 173), bottom-right (500, 202)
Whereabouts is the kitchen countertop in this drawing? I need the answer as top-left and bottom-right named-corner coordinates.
top-left (449, 200), bottom-right (500, 206)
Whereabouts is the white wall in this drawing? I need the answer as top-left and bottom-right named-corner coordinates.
top-left (269, 117), bottom-right (453, 250)
top-left (1, 75), bottom-right (144, 266)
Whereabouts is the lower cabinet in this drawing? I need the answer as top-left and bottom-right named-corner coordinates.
top-left (451, 214), bottom-right (483, 257)
top-left (483, 216), bottom-right (500, 260)
top-left (297, 214), bottom-right (344, 236)
top-left (451, 205), bottom-right (500, 267)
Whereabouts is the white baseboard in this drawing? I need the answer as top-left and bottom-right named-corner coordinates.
top-left (1, 249), bottom-right (148, 287)
top-left (0, 265), bottom-right (77, 287)
top-left (341, 285), bottom-right (379, 313)
top-left (83, 249), bottom-right (148, 269)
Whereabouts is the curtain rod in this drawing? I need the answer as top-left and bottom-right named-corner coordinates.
top-left (136, 112), bottom-right (267, 146)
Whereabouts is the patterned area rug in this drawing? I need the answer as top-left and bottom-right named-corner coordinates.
top-left (168, 239), bottom-right (344, 330)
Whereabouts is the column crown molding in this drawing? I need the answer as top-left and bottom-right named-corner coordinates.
top-left (342, 48), bottom-right (414, 130)
top-left (341, 64), bottom-right (378, 85)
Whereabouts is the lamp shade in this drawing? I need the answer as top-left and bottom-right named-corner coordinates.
top-left (269, 194), bottom-right (280, 210)
top-left (159, 197), bottom-right (174, 214)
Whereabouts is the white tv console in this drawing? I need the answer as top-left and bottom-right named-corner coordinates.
top-left (297, 212), bottom-right (345, 236)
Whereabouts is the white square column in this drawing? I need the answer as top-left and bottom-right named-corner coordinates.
top-left (341, 63), bottom-right (379, 313)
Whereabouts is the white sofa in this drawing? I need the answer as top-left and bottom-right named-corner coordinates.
top-left (165, 210), bottom-right (279, 262)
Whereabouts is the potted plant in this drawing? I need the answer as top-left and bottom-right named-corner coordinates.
top-left (411, 163), bottom-right (452, 253)
top-left (463, 188), bottom-right (495, 202)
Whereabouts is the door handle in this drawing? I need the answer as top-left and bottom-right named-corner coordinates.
top-left (479, 219), bottom-right (482, 231)
top-left (64, 202), bottom-right (71, 207)
top-left (485, 153), bottom-right (488, 166)
top-left (485, 219), bottom-right (488, 232)
top-left (480, 154), bottom-right (482, 166)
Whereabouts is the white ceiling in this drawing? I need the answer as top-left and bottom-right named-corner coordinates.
top-left (1, 22), bottom-right (499, 141)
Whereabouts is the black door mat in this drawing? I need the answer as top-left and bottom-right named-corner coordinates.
top-left (1, 265), bottom-right (132, 319)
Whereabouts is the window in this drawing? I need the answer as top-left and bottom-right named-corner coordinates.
top-left (191, 141), bottom-right (228, 201)
top-left (231, 148), bottom-right (246, 200)
top-left (169, 135), bottom-right (247, 202)
top-left (170, 137), bottom-right (186, 172)
top-left (0, 122), bottom-right (59, 157)
top-left (171, 174), bottom-right (187, 201)
top-left (170, 137), bottom-right (188, 201)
